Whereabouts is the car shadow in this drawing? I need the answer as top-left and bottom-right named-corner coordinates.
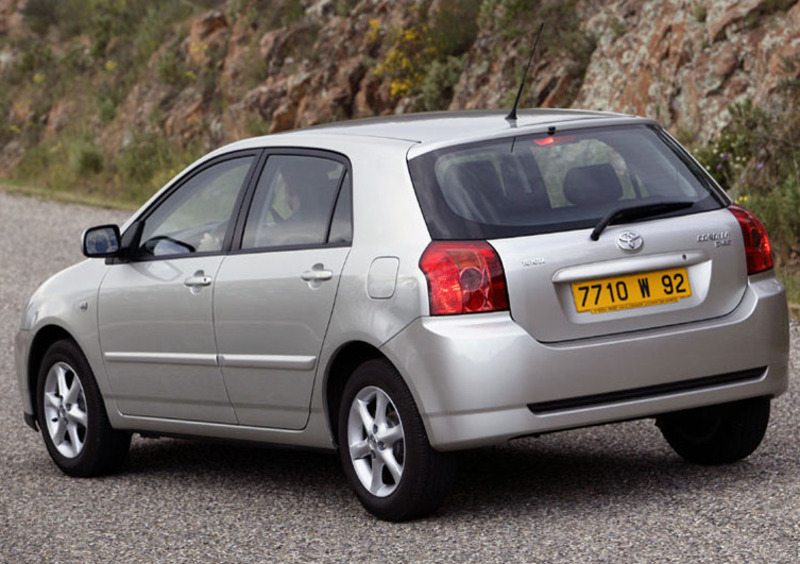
top-left (114, 419), bottom-right (770, 520)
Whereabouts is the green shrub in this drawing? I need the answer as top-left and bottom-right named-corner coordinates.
top-left (693, 79), bottom-right (800, 263)
top-left (334, 0), bottom-right (358, 17)
top-left (70, 141), bottom-right (104, 175)
top-left (114, 131), bottom-right (204, 203)
top-left (117, 133), bottom-right (171, 184)
top-left (746, 182), bottom-right (800, 261)
top-left (245, 116), bottom-right (272, 137)
top-left (692, 3), bottom-right (707, 22)
top-left (233, 0), bottom-right (305, 30)
top-left (157, 49), bottom-right (190, 87)
top-left (431, 0), bottom-right (481, 57)
top-left (97, 85), bottom-right (123, 124)
top-left (609, 17), bottom-right (626, 38)
top-left (762, 0), bottom-right (797, 14)
top-left (10, 42), bottom-right (53, 84)
top-left (21, 0), bottom-right (59, 36)
top-left (269, 0), bottom-right (305, 29)
top-left (693, 100), bottom-right (772, 191)
top-left (422, 56), bottom-right (464, 111)
top-left (14, 144), bottom-right (52, 181)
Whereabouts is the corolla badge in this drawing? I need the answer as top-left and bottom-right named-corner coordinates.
top-left (617, 231), bottom-right (644, 252)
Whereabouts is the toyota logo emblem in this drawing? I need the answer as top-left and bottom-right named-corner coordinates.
top-left (617, 231), bottom-right (643, 252)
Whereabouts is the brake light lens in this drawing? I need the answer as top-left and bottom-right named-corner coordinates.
top-left (419, 241), bottom-right (509, 315)
top-left (533, 135), bottom-right (576, 146)
top-left (729, 204), bottom-right (773, 274)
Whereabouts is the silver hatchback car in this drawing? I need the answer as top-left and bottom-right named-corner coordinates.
top-left (15, 110), bottom-right (789, 521)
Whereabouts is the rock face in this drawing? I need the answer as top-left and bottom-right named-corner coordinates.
top-left (95, 0), bottom-right (422, 153)
top-left (573, 0), bottom-right (800, 142)
top-left (1, 0), bottom-right (800, 173)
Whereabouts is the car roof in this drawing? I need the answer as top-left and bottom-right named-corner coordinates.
top-left (296, 109), bottom-right (635, 143)
top-left (217, 109), bottom-right (653, 159)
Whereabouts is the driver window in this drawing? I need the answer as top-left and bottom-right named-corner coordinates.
top-left (138, 156), bottom-right (254, 257)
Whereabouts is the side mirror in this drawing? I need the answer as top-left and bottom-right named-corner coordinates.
top-left (82, 225), bottom-right (121, 258)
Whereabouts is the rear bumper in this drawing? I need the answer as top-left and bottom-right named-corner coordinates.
top-left (382, 272), bottom-right (789, 450)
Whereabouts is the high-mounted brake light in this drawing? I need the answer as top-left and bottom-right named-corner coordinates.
top-left (533, 135), bottom-right (576, 146)
top-left (729, 204), bottom-right (773, 275)
top-left (419, 241), bottom-right (509, 315)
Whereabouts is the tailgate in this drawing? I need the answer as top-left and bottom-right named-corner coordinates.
top-left (491, 208), bottom-right (746, 343)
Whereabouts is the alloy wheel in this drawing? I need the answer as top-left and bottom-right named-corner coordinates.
top-left (42, 361), bottom-right (88, 459)
top-left (346, 386), bottom-right (405, 497)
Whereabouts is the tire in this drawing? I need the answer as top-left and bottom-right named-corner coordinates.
top-left (337, 359), bottom-right (456, 521)
top-left (656, 396), bottom-right (770, 465)
top-left (36, 340), bottom-right (131, 477)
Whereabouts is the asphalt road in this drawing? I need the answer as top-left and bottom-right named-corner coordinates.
top-left (1, 191), bottom-right (799, 563)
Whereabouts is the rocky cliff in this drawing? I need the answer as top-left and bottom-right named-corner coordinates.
top-left (0, 0), bottom-right (799, 197)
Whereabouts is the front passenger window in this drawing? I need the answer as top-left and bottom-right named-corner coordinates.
top-left (137, 156), bottom-right (254, 257)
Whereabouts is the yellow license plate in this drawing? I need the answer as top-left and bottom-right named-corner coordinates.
top-left (571, 267), bottom-right (691, 314)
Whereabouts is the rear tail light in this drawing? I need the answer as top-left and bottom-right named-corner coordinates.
top-left (419, 241), bottom-right (509, 315)
top-left (729, 204), bottom-right (773, 274)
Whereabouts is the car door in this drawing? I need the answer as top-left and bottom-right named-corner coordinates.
top-left (98, 152), bottom-right (259, 423)
top-left (213, 151), bottom-right (352, 429)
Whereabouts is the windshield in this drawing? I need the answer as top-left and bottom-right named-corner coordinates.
top-left (408, 124), bottom-right (726, 240)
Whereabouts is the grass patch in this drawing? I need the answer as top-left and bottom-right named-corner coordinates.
top-left (0, 180), bottom-right (138, 210)
top-left (9, 127), bottom-right (203, 207)
top-left (777, 267), bottom-right (800, 320)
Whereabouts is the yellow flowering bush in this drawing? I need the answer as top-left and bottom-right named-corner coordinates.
top-left (366, 19), bottom-right (382, 46)
top-left (374, 24), bottom-right (438, 99)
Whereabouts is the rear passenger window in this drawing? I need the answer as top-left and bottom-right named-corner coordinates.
top-left (242, 155), bottom-right (347, 249)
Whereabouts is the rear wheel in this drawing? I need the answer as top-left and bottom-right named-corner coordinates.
top-left (656, 397), bottom-right (770, 465)
top-left (36, 340), bottom-right (131, 477)
top-left (337, 359), bottom-right (455, 521)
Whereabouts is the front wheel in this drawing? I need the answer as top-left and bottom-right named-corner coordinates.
top-left (337, 359), bottom-right (455, 521)
top-left (36, 340), bottom-right (131, 477)
top-left (656, 397), bottom-right (770, 465)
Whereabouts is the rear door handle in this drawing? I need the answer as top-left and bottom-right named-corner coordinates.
top-left (301, 264), bottom-right (333, 287)
top-left (301, 269), bottom-right (333, 282)
top-left (184, 272), bottom-right (213, 287)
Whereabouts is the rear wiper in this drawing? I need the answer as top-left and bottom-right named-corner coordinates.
top-left (590, 200), bottom-right (695, 241)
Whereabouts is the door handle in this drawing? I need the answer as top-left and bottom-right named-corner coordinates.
top-left (301, 269), bottom-right (333, 282)
top-left (184, 272), bottom-right (213, 287)
top-left (301, 263), bottom-right (333, 286)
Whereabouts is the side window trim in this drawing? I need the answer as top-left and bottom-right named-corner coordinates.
top-left (230, 148), bottom-right (353, 254)
top-left (223, 149), bottom-right (268, 253)
top-left (325, 169), bottom-right (352, 245)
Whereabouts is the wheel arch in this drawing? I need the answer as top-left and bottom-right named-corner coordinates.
top-left (324, 341), bottom-right (386, 447)
top-left (27, 325), bottom-right (77, 425)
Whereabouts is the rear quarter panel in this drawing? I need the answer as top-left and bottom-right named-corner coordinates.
top-left (311, 139), bottom-right (434, 418)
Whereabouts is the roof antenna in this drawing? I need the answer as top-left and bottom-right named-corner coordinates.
top-left (506, 22), bottom-right (545, 122)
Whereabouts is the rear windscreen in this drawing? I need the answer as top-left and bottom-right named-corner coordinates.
top-left (408, 124), bottom-right (725, 240)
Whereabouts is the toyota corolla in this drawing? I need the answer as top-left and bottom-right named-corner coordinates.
top-left (15, 109), bottom-right (789, 521)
